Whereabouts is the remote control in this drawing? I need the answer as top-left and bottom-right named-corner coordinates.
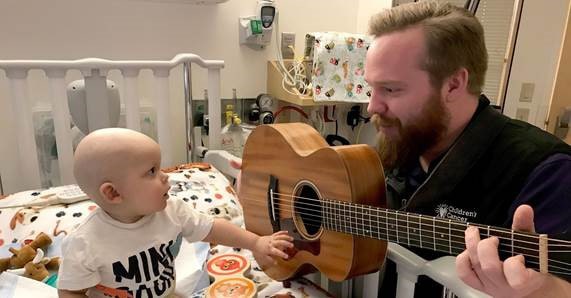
top-left (57, 185), bottom-right (89, 202)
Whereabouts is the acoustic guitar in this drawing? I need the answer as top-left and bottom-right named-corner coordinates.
top-left (240, 123), bottom-right (570, 282)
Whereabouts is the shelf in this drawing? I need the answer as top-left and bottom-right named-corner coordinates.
top-left (130, 0), bottom-right (230, 4)
top-left (266, 60), bottom-right (348, 107)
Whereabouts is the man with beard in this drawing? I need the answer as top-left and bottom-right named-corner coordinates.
top-left (365, 2), bottom-right (571, 297)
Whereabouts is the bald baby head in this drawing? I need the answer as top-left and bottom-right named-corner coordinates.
top-left (73, 128), bottom-right (160, 203)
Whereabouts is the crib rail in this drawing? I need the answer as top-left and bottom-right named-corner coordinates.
top-left (0, 53), bottom-right (224, 193)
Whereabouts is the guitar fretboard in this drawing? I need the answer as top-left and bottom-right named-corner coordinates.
top-left (320, 199), bottom-right (545, 272)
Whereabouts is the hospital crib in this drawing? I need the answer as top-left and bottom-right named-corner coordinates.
top-left (0, 54), bottom-right (487, 297)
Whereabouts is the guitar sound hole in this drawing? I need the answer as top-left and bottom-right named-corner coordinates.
top-left (294, 183), bottom-right (323, 238)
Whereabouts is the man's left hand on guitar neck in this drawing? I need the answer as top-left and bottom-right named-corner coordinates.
top-left (456, 204), bottom-right (571, 297)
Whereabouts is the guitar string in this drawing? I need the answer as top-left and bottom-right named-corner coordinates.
top-left (239, 195), bottom-right (565, 247)
top-left (247, 191), bottom-right (571, 246)
top-left (240, 199), bottom-right (571, 272)
top-left (242, 197), bottom-right (571, 251)
top-left (237, 198), bottom-right (571, 270)
top-left (272, 191), bottom-right (570, 245)
top-left (246, 198), bottom-right (571, 255)
top-left (241, 204), bottom-right (571, 273)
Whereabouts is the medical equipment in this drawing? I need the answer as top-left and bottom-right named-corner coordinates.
top-left (238, 0), bottom-right (276, 49)
top-left (258, 0), bottom-right (276, 29)
top-left (256, 93), bottom-right (275, 124)
top-left (67, 79), bottom-right (120, 135)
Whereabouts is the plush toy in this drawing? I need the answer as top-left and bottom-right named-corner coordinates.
top-left (0, 232), bottom-right (60, 286)
top-left (23, 248), bottom-right (59, 284)
top-left (0, 258), bottom-right (10, 272)
top-left (7, 248), bottom-right (59, 287)
top-left (1, 232), bottom-right (53, 270)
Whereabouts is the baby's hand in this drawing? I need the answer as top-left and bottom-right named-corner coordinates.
top-left (252, 231), bottom-right (294, 269)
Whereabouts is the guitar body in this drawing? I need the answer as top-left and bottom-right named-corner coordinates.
top-left (241, 123), bottom-right (387, 281)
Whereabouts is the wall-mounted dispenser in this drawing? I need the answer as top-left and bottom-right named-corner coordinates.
top-left (238, 0), bottom-right (276, 49)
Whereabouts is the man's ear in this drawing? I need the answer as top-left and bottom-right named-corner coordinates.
top-left (443, 67), bottom-right (469, 102)
top-left (99, 182), bottom-right (122, 204)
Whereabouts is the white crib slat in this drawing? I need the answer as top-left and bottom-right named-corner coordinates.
top-left (122, 69), bottom-right (140, 131)
top-left (207, 68), bottom-right (221, 150)
top-left (153, 69), bottom-right (172, 167)
top-left (362, 272), bottom-right (380, 298)
top-left (46, 70), bottom-right (75, 185)
top-left (1, 54), bottom-right (225, 192)
top-left (6, 69), bottom-right (42, 190)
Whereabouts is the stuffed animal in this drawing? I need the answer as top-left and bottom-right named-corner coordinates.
top-left (0, 258), bottom-right (10, 272)
top-left (22, 248), bottom-right (59, 282)
top-left (6, 248), bottom-right (60, 287)
top-left (0, 232), bottom-right (60, 287)
top-left (1, 232), bottom-right (53, 270)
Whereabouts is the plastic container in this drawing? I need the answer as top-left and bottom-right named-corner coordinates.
top-left (221, 114), bottom-right (245, 157)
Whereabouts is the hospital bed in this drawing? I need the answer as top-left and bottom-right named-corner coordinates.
top-left (0, 54), bottom-right (487, 297)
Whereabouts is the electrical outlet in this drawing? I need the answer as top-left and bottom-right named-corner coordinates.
top-left (281, 32), bottom-right (295, 59)
top-left (516, 108), bottom-right (530, 122)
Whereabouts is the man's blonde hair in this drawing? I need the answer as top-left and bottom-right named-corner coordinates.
top-left (369, 1), bottom-right (487, 95)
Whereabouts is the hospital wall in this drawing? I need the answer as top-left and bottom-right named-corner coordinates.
top-left (502, 0), bottom-right (570, 130)
top-left (2, 0), bottom-right (569, 186)
top-left (0, 0), bottom-right (389, 182)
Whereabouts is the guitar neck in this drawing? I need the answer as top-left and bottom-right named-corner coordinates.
top-left (321, 199), bottom-right (558, 275)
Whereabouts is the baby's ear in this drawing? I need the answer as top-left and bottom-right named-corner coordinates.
top-left (99, 182), bottom-right (121, 204)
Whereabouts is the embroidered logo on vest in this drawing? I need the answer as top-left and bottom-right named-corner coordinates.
top-left (434, 204), bottom-right (478, 223)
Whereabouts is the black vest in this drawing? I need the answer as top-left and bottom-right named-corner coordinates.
top-left (380, 96), bottom-right (571, 297)
top-left (387, 96), bottom-right (571, 228)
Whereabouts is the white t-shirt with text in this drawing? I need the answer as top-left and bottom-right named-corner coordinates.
top-left (58, 198), bottom-right (214, 298)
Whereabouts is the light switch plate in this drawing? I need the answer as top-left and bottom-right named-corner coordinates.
top-left (281, 32), bottom-right (295, 59)
top-left (519, 82), bottom-right (535, 102)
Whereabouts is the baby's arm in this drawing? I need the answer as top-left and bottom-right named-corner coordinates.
top-left (202, 218), bottom-right (293, 267)
top-left (58, 288), bottom-right (88, 298)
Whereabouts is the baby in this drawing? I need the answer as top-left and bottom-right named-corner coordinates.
top-left (58, 128), bottom-right (293, 298)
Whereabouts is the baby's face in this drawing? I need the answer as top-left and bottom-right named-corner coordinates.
top-left (114, 142), bottom-right (170, 216)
